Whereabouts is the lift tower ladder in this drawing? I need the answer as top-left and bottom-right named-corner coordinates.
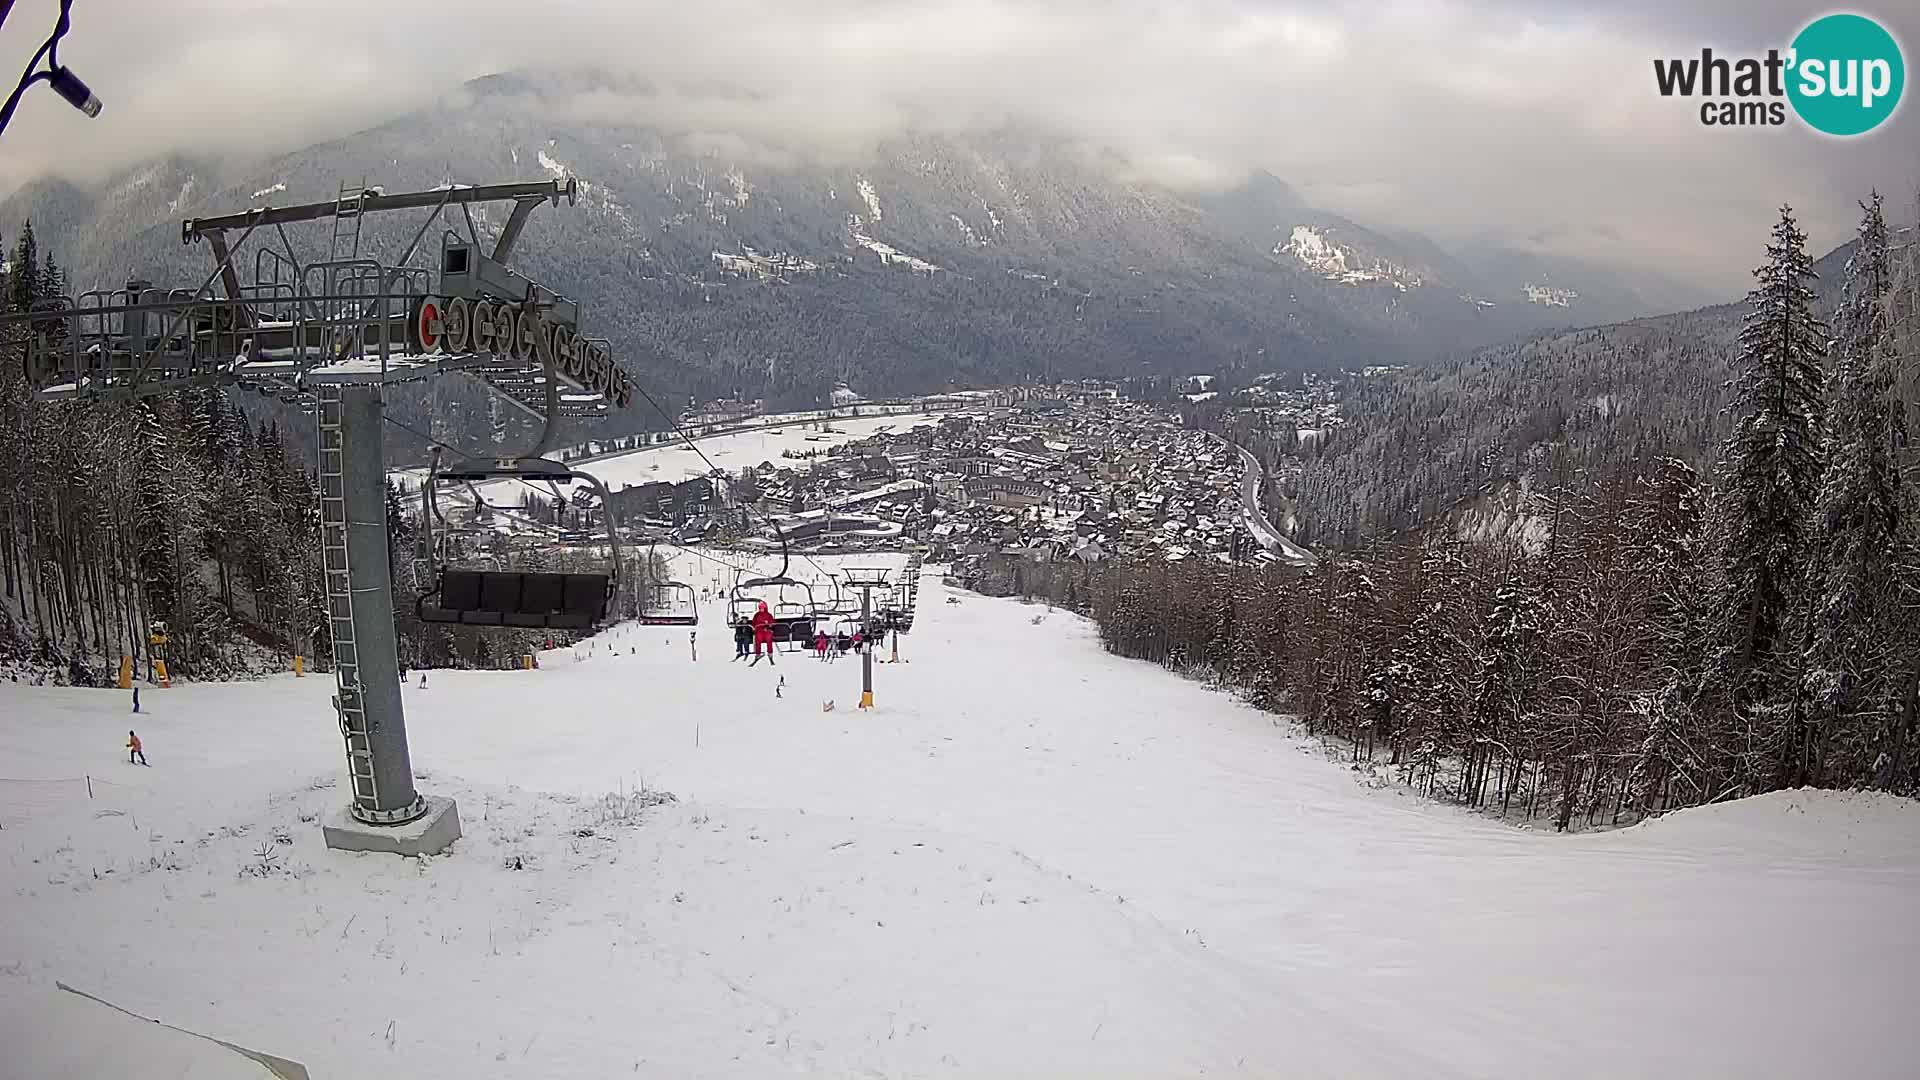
top-left (313, 178), bottom-right (389, 812)
top-left (327, 180), bottom-right (369, 263)
top-left (316, 384), bottom-right (383, 810)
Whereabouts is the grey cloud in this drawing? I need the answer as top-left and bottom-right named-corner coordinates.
top-left (1, 0), bottom-right (1914, 293)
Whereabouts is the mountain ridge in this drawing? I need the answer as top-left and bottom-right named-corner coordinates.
top-left (2, 71), bottom-right (1717, 419)
top-left (1282, 234), bottom-right (1876, 549)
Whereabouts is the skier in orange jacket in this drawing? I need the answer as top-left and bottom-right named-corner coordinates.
top-left (126, 730), bottom-right (147, 766)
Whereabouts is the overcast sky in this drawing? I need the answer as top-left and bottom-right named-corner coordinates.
top-left (1, 0), bottom-right (1914, 292)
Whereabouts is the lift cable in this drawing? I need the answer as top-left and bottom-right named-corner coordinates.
top-left (621, 375), bottom-right (840, 586)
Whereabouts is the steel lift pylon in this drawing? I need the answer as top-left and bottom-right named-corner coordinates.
top-left (5, 176), bottom-right (637, 855)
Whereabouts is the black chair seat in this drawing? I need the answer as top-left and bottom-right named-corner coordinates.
top-left (419, 570), bottom-right (610, 629)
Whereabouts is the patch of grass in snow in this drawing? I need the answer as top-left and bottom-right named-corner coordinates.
top-left (238, 840), bottom-right (311, 881)
top-left (588, 787), bottom-right (677, 830)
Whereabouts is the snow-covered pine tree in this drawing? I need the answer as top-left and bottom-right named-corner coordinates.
top-left (385, 479), bottom-right (428, 671)
top-left (246, 420), bottom-right (296, 640)
top-left (130, 397), bottom-right (191, 671)
top-left (228, 419), bottom-right (271, 614)
top-left (1626, 682), bottom-right (1692, 814)
top-left (36, 251), bottom-right (66, 350)
top-left (1397, 535), bottom-right (1473, 776)
top-left (1612, 456), bottom-right (1711, 810)
top-left (1471, 570), bottom-right (1548, 812)
top-left (1229, 564), bottom-right (1292, 711)
top-left (186, 388), bottom-right (245, 608)
top-left (1873, 187), bottom-right (1920, 793)
top-left (37, 250), bottom-right (64, 297)
top-left (6, 222), bottom-right (38, 313)
top-left (1709, 206), bottom-right (1828, 776)
top-left (282, 449), bottom-right (329, 669)
top-left (1801, 193), bottom-right (1901, 785)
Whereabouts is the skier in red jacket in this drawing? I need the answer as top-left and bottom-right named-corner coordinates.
top-left (749, 601), bottom-right (776, 666)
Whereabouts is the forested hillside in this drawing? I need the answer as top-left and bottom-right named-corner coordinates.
top-left (1282, 241), bottom-right (1869, 549)
top-left (0, 223), bottom-right (329, 682)
top-left (965, 196), bottom-right (1920, 817)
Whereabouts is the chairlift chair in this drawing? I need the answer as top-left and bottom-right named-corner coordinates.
top-left (639, 581), bottom-right (700, 625)
top-left (415, 456), bottom-right (619, 629)
top-left (638, 542), bottom-right (700, 626)
top-left (813, 573), bottom-right (863, 620)
top-left (728, 573), bottom-right (818, 649)
top-left (824, 613), bottom-right (879, 648)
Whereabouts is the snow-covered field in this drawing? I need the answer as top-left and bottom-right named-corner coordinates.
top-left (394, 414), bottom-right (942, 503)
top-left (587, 413), bottom-right (939, 488)
top-left (3, 566), bottom-right (1917, 1078)
top-left (658, 549), bottom-right (910, 600)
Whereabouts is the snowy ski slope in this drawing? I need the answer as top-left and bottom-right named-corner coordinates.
top-left (1, 562), bottom-right (1916, 1078)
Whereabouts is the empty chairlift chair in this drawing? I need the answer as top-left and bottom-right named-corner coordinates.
top-left (636, 541), bottom-right (698, 625)
top-left (415, 457), bottom-right (619, 630)
top-left (639, 580), bottom-right (699, 626)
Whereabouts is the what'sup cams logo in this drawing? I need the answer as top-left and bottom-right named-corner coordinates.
top-left (1654, 12), bottom-right (1904, 135)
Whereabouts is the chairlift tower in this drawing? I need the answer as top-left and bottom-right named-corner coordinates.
top-left (3, 177), bottom-right (638, 856)
top-left (839, 566), bottom-right (892, 709)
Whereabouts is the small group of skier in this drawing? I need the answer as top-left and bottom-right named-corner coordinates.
top-left (732, 601), bottom-right (778, 666)
top-left (725, 601), bottom-right (884, 683)
top-left (809, 629), bottom-right (862, 659)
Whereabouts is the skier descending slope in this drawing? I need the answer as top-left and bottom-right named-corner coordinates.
top-left (748, 601), bottom-right (776, 667)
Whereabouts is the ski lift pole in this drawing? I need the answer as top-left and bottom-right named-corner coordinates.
top-left (330, 385), bottom-right (424, 823)
top-left (841, 567), bottom-right (891, 709)
top-left (860, 584), bottom-right (873, 709)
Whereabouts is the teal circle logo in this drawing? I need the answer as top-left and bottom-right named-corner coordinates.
top-left (1787, 13), bottom-right (1905, 136)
